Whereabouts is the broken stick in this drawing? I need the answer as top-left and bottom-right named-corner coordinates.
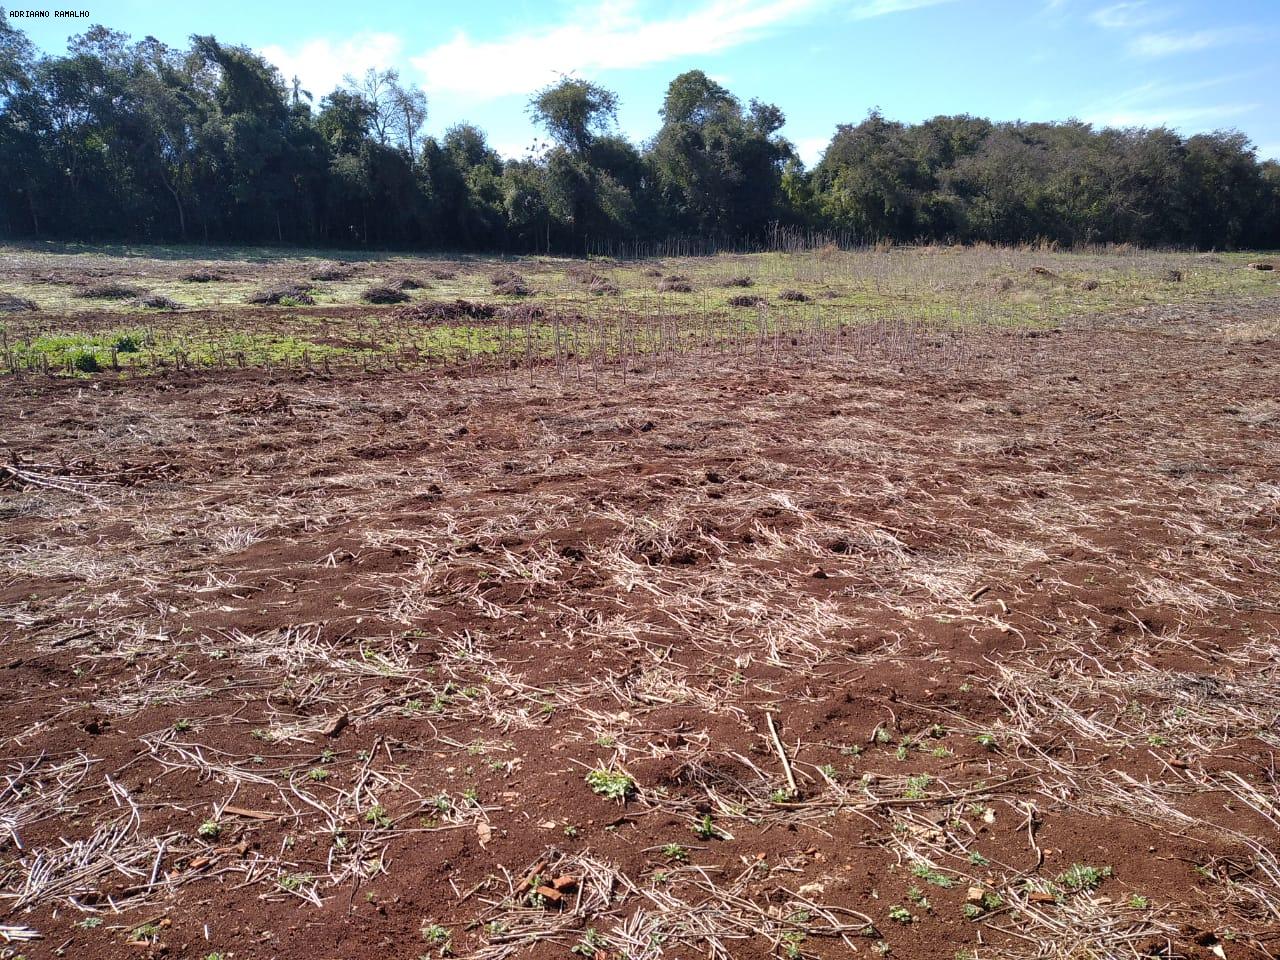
top-left (765, 712), bottom-right (798, 798)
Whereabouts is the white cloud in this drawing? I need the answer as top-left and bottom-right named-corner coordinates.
top-left (1089, 1), bottom-right (1162, 30)
top-left (1080, 75), bottom-right (1259, 130)
top-left (793, 135), bottom-right (829, 165)
top-left (260, 33), bottom-right (402, 101)
top-left (412, 0), bottom-right (824, 100)
top-left (849, 0), bottom-right (955, 19)
top-left (1128, 27), bottom-right (1251, 58)
top-left (1089, 102), bottom-right (1257, 128)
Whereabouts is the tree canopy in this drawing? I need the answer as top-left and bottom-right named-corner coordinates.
top-left (1, 11), bottom-right (1276, 251)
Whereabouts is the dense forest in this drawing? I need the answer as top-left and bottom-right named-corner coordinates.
top-left (1, 10), bottom-right (1278, 252)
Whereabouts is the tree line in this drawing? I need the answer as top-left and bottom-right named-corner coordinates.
top-left (2, 11), bottom-right (1277, 252)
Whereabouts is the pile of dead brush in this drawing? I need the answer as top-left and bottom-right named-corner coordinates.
top-left (2, 455), bottom-right (177, 495)
top-left (393, 299), bottom-right (498, 322)
top-left (361, 285), bottom-right (410, 304)
top-left (387, 276), bottom-right (427, 291)
top-left (0, 293), bottom-right (38, 313)
top-left (132, 294), bottom-right (181, 310)
top-left (180, 268), bottom-right (223, 282)
top-left (246, 283), bottom-right (315, 305)
top-left (491, 269), bottom-right (532, 296)
top-left (309, 262), bottom-right (356, 281)
top-left (76, 281), bottom-right (142, 300)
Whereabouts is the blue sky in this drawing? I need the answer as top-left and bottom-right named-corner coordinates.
top-left (13, 0), bottom-right (1280, 164)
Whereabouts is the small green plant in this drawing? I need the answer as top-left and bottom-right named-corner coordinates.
top-left (887, 905), bottom-right (915, 924)
top-left (586, 767), bottom-right (635, 801)
top-left (692, 814), bottom-right (720, 840)
top-left (962, 902), bottom-right (983, 919)
top-left (420, 922), bottom-right (452, 956)
top-left (76, 917), bottom-right (103, 929)
top-left (113, 334), bottom-right (142, 353)
top-left (904, 774), bottom-right (931, 799)
top-left (571, 928), bottom-right (608, 956)
top-left (911, 863), bottom-right (955, 888)
top-left (525, 885), bottom-right (548, 909)
top-left (197, 819), bottom-right (221, 839)
top-left (1056, 863), bottom-right (1113, 892)
top-left (1128, 894), bottom-right (1150, 909)
top-left (1146, 733), bottom-right (1168, 746)
top-left (564, 824), bottom-right (579, 838)
top-left (278, 873), bottom-right (311, 892)
top-left (906, 886), bottom-right (930, 910)
top-left (173, 718), bottom-right (192, 732)
top-left (874, 727), bottom-right (892, 744)
top-left (365, 804), bottom-right (393, 828)
top-left (975, 732), bottom-right (997, 750)
top-left (662, 842), bottom-right (689, 862)
top-left (72, 351), bottom-right (101, 373)
top-left (308, 767), bottom-right (330, 781)
top-left (968, 850), bottom-right (989, 866)
top-left (130, 923), bottom-right (162, 943)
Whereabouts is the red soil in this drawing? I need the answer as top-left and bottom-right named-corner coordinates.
top-left (1, 305), bottom-right (1278, 960)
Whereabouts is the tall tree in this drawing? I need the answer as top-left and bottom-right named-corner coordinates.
top-left (649, 70), bottom-right (792, 240)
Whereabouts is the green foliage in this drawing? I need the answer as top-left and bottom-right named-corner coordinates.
top-left (571, 928), bottom-right (608, 956)
top-left (911, 863), bottom-right (955, 888)
top-left (530, 77), bottom-right (619, 154)
top-left (0, 11), bottom-right (1276, 251)
top-left (661, 842), bottom-right (689, 862)
top-left (903, 774), bottom-right (931, 799)
top-left (692, 814), bottom-right (720, 840)
top-left (1056, 863), bottom-right (1113, 892)
top-left (131, 922), bottom-right (162, 942)
top-left (420, 922), bottom-right (452, 957)
top-left (585, 767), bottom-right (635, 801)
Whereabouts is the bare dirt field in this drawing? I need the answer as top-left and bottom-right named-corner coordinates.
top-left (1, 247), bottom-right (1279, 960)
